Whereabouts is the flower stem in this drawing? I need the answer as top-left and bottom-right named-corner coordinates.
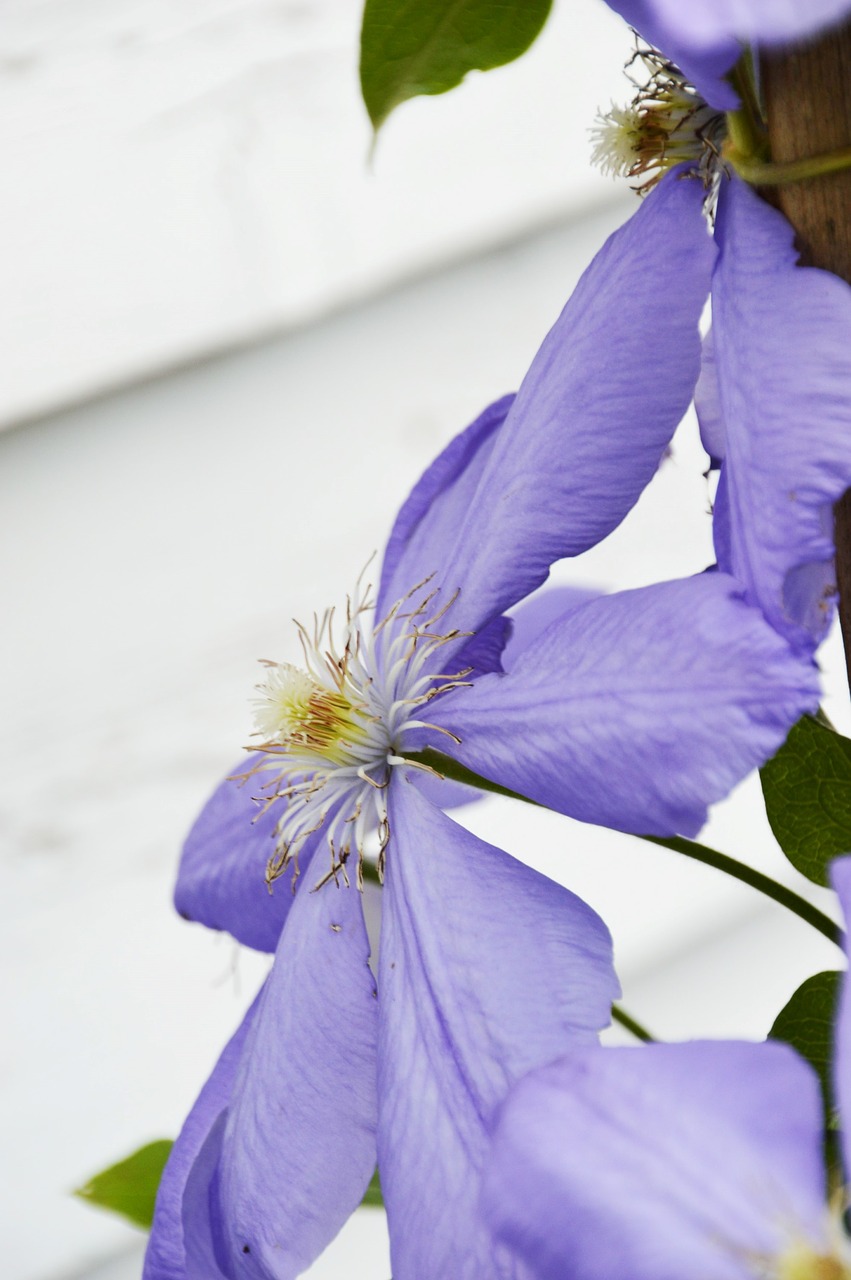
top-left (611, 1004), bottom-right (654, 1042)
top-left (405, 749), bottom-right (844, 949)
top-left (643, 836), bottom-right (844, 949)
top-left (725, 143), bottom-right (851, 186)
top-left (726, 54), bottom-right (767, 163)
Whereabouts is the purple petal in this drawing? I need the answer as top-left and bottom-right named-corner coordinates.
top-left (431, 574), bottom-right (819, 836)
top-left (175, 758), bottom-right (313, 953)
top-left (209, 851), bottom-right (379, 1279)
top-left (378, 781), bottom-right (618, 1279)
top-left (711, 176), bottom-right (851, 651)
top-left (143, 990), bottom-right (262, 1280)
top-left (503, 583), bottom-right (602, 670)
top-left (695, 328), bottom-right (725, 467)
top-left (377, 396), bottom-right (513, 618)
top-left (483, 1041), bottom-right (828, 1280)
top-left (431, 171), bottom-right (713, 636)
top-left (406, 766), bottom-right (482, 811)
top-left (605, 0), bottom-right (739, 109)
top-left (605, 0), bottom-right (851, 110)
top-left (181, 1115), bottom-right (229, 1279)
top-left (830, 855), bottom-right (851, 1178)
top-left (454, 612), bottom-right (513, 676)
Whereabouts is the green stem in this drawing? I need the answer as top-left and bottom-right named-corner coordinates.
top-left (644, 835), bottom-right (844, 948)
top-left (726, 57), bottom-right (767, 162)
top-left (726, 143), bottom-right (851, 185)
top-left (404, 749), bottom-right (845, 949)
top-left (611, 1004), bottom-right (654, 1042)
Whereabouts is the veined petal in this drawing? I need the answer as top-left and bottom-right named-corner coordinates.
top-left (830, 856), bottom-right (851, 1178)
top-left (604, 0), bottom-right (739, 109)
top-left (377, 396), bottom-right (513, 618)
top-left (616, 0), bottom-right (851, 52)
top-left (483, 1041), bottom-right (828, 1280)
top-left (174, 759), bottom-right (306, 953)
top-left (405, 768), bottom-right (482, 811)
top-left (695, 328), bottom-right (725, 466)
top-left (432, 574), bottom-right (819, 836)
top-left (454, 612), bottom-right (513, 677)
top-left (378, 782), bottom-right (618, 1280)
top-left (143, 990), bottom-right (263, 1280)
top-left (711, 177), bottom-right (851, 651)
top-left (433, 172), bottom-right (713, 636)
top-left (210, 851), bottom-right (379, 1279)
top-left (504, 584), bottom-right (603, 670)
top-left (605, 0), bottom-right (851, 110)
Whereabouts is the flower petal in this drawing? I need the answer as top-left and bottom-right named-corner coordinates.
top-left (432, 573), bottom-right (819, 836)
top-left (711, 177), bottom-right (851, 651)
top-left (209, 852), bottom-right (379, 1279)
top-left (378, 781), bottom-right (618, 1279)
top-left (830, 855), bottom-right (851, 1178)
top-left (377, 396), bottom-right (513, 618)
top-left (604, 0), bottom-right (851, 110)
top-left (433, 171), bottom-right (713, 636)
top-left (143, 990), bottom-right (263, 1280)
top-left (603, 0), bottom-right (739, 109)
top-left (695, 328), bottom-right (725, 466)
top-left (483, 1041), bottom-right (828, 1280)
top-left (504, 584), bottom-right (602, 670)
top-left (175, 759), bottom-right (313, 953)
top-left (620, 0), bottom-right (851, 53)
top-left (406, 767), bottom-right (482, 811)
top-left (454, 612), bottom-right (513, 676)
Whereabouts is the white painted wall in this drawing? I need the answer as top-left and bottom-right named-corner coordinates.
top-left (1, 0), bottom-right (628, 427)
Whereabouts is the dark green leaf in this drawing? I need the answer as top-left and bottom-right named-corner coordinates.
top-left (359, 0), bottom-right (552, 130)
top-left (74, 1140), bottom-right (173, 1230)
top-left (760, 714), bottom-right (851, 886)
top-left (361, 1167), bottom-right (384, 1208)
top-left (769, 971), bottom-right (840, 1107)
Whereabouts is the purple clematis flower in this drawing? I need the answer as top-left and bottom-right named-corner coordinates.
top-left (145, 173), bottom-right (821, 1280)
top-left (591, 6), bottom-right (851, 646)
top-left (483, 859), bottom-right (851, 1280)
top-left (696, 175), bottom-right (851, 656)
top-left (602, 0), bottom-right (851, 110)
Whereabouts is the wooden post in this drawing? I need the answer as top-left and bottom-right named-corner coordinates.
top-left (763, 23), bottom-right (851, 687)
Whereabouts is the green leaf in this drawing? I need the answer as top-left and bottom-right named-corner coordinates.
top-left (769, 970), bottom-right (840, 1107)
top-left (359, 0), bottom-right (553, 130)
top-left (74, 1140), bottom-right (173, 1230)
top-left (760, 714), bottom-right (851, 886)
top-left (361, 1167), bottom-right (384, 1208)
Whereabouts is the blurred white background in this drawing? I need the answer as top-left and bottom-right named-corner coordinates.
top-left (1, 2), bottom-right (847, 1279)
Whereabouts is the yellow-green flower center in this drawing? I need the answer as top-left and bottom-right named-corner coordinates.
top-left (778, 1242), bottom-right (851, 1280)
top-left (253, 662), bottom-right (372, 768)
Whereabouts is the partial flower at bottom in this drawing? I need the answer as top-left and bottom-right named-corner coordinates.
top-left (483, 859), bottom-right (851, 1280)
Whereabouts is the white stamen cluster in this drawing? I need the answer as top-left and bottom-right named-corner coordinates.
top-left (244, 576), bottom-right (471, 892)
top-left (590, 45), bottom-right (726, 193)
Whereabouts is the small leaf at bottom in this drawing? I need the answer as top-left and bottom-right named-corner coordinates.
top-left (75, 1139), bottom-right (173, 1229)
